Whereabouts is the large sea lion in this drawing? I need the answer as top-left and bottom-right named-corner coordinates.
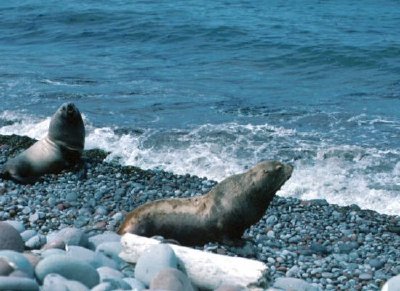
top-left (118, 161), bottom-right (293, 246)
top-left (0, 103), bottom-right (85, 184)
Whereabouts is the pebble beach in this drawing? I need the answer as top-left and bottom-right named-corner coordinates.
top-left (0, 134), bottom-right (399, 291)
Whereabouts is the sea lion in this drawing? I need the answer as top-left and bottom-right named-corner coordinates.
top-left (118, 161), bottom-right (293, 246)
top-left (0, 103), bottom-right (85, 184)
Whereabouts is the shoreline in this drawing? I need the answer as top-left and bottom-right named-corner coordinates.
top-left (0, 133), bottom-right (399, 290)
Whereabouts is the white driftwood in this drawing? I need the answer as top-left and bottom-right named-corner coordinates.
top-left (119, 233), bottom-right (268, 290)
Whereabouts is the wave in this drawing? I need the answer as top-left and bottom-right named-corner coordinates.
top-left (0, 111), bottom-right (399, 216)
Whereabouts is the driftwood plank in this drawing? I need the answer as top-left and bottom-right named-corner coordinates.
top-left (119, 233), bottom-right (268, 290)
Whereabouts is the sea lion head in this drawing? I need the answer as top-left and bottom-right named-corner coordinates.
top-left (247, 160), bottom-right (293, 195)
top-left (48, 102), bottom-right (85, 152)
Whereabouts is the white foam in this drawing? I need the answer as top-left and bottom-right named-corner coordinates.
top-left (279, 145), bottom-right (400, 216)
top-left (0, 111), bottom-right (50, 139)
top-left (85, 122), bottom-right (295, 180)
top-left (1, 111), bottom-right (399, 216)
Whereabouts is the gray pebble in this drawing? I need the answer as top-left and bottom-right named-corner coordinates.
top-left (35, 254), bottom-right (100, 288)
top-left (0, 276), bottom-right (39, 291)
top-left (135, 244), bottom-right (178, 285)
top-left (150, 268), bottom-right (195, 291)
top-left (368, 258), bottom-right (385, 270)
top-left (215, 284), bottom-right (247, 291)
top-left (97, 266), bottom-right (124, 281)
top-left (3, 220), bottom-right (25, 233)
top-left (102, 277), bottom-right (131, 290)
top-left (41, 249), bottom-right (67, 257)
top-left (46, 227), bottom-right (89, 247)
top-left (88, 232), bottom-right (121, 250)
top-left (42, 273), bottom-right (89, 291)
top-left (286, 265), bottom-right (301, 277)
top-left (359, 273), bottom-right (373, 280)
top-left (21, 229), bottom-right (38, 242)
top-left (266, 215), bottom-right (278, 227)
top-left (25, 234), bottom-right (47, 249)
top-left (0, 222), bottom-right (25, 252)
top-left (65, 245), bottom-right (118, 269)
top-left (96, 241), bottom-right (124, 267)
top-left (0, 257), bottom-right (14, 276)
top-left (273, 277), bottom-right (321, 291)
top-left (66, 192), bottom-right (78, 202)
top-left (123, 277), bottom-right (146, 290)
top-left (0, 250), bottom-right (34, 277)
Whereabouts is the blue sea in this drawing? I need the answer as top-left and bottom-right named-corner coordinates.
top-left (1, 0), bottom-right (399, 215)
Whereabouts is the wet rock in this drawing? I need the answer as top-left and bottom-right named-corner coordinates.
top-left (88, 232), bottom-right (121, 250)
top-left (0, 276), bottom-right (39, 291)
top-left (46, 227), bottom-right (89, 247)
top-left (0, 258), bottom-right (14, 276)
top-left (134, 244), bottom-right (178, 285)
top-left (0, 222), bottom-right (25, 252)
top-left (35, 254), bottom-right (99, 288)
top-left (273, 277), bottom-right (321, 291)
top-left (0, 250), bottom-right (34, 277)
top-left (42, 273), bottom-right (89, 291)
top-left (150, 268), bottom-right (195, 291)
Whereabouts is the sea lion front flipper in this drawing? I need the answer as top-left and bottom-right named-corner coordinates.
top-left (0, 166), bottom-right (10, 180)
top-left (221, 236), bottom-right (246, 247)
top-left (74, 158), bottom-right (88, 180)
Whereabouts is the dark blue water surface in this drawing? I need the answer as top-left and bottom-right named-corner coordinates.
top-left (1, 0), bottom-right (399, 214)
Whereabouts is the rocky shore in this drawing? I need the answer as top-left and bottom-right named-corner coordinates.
top-left (0, 134), bottom-right (399, 290)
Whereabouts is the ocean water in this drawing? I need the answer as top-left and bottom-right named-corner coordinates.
top-left (1, 0), bottom-right (399, 215)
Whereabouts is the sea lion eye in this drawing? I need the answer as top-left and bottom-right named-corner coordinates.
top-left (275, 164), bottom-right (283, 171)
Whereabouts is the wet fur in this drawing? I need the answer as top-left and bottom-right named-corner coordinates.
top-left (1, 103), bottom-right (85, 184)
top-left (118, 161), bottom-right (293, 246)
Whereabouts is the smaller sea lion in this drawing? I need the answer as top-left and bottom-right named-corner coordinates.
top-left (118, 161), bottom-right (293, 246)
top-left (0, 103), bottom-right (85, 184)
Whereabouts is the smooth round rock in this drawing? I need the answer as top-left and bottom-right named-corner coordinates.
top-left (0, 250), bottom-right (34, 277)
top-left (0, 276), bottom-right (39, 291)
top-left (0, 258), bottom-right (14, 276)
top-left (35, 254), bottom-right (100, 288)
top-left (273, 277), bottom-right (320, 291)
top-left (42, 273), bottom-right (89, 291)
top-left (123, 277), bottom-right (146, 290)
top-left (91, 279), bottom-right (132, 291)
top-left (88, 232), bottom-right (121, 250)
top-left (103, 278), bottom-right (131, 290)
top-left (97, 266), bottom-right (124, 281)
top-left (215, 284), bottom-right (247, 291)
top-left (41, 249), bottom-right (66, 258)
top-left (368, 258), bottom-right (385, 270)
top-left (25, 234), bottom-right (47, 249)
top-left (9, 270), bottom-right (31, 278)
top-left (134, 244), bottom-right (178, 285)
top-left (23, 253), bottom-right (41, 269)
top-left (20, 230), bottom-right (38, 242)
top-left (66, 245), bottom-right (118, 269)
top-left (46, 227), bottom-right (88, 247)
top-left (91, 282), bottom-right (114, 291)
top-left (382, 274), bottom-right (400, 291)
top-left (41, 239), bottom-right (66, 250)
top-left (150, 268), bottom-right (195, 291)
top-left (0, 222), bottom-right (25, 252)
top-left (96, 242), bottom-right (123, 265)
top-left (3, 220), bottom-right (25, 233)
